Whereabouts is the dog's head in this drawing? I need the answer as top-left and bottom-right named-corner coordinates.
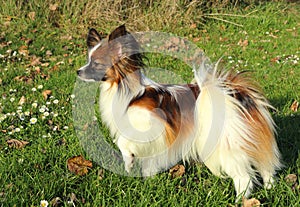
top-left (77, 25), bottom-right (144, 83)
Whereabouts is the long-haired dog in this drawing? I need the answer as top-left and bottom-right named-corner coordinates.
top-left (77, 25), bottom-right (281, 199)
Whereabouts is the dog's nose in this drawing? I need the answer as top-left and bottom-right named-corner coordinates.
top-left (77, 70), bottom-right (82, 76)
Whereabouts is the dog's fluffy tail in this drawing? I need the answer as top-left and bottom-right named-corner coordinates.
top-left (191, 59), bottom-right (281, 197)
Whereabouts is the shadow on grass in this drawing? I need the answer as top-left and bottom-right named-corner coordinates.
top-left (273, 112), bottom-right (300, 171)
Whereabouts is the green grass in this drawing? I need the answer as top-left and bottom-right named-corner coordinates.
top-left (0, 0), bottom-right (299, 206)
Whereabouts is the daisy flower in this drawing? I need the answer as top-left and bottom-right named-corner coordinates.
top-left (53, 99), bottom-right (59, 104)
top-left (37, 85), bottom-right (43, 89)
top-left (39, 107), bottom-right (46, 113)
top-left (40, 200), bottom-right (49, 207)
top-left (30, 117), bottom-right (37, 124)
top-left (32, 102), bottom-right (38, 108)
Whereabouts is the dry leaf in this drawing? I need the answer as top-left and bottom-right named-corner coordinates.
top-left (285, 174), bottom-right (297, 184)
top-left (67, 155), bottom-right (93, 176)
top-left (169, 164), bottom-right (185, 179)
top-left (190, 23), bottom-right (197, 29)
top-left (28, 11), bottom-right (35, 20)
top-left (98, 169), bottom-right (105, 180)
top-left (285, 174), bottom-right (298, 190)
top-left (242, 197), bottom-right (261, 207)
top-left (18, 96), bottom-right (26, 105)
top-left (42, 90), bottom-right (52, 100)
top-left (270, 56), bottom-right (280, 63)
top-left (46, 50), bottom-right (53, 56)
top-left (290, 100), bottom-right (299, 112)
top-left (50, 197), bottom-right (62, 207)
top-left (30, 56), bottom-right (41, 66)
top-left (238, 39), bottom-right (249, 47)
top-left (18, 45), bottom-right (29, 56)
top-left (7, 139), bottom-right (29, 149)
top-left (49, 3), bottom-right (59, 11)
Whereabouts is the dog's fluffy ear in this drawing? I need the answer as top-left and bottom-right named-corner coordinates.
top-left (87, 28), bottom-right (102, 49)
top-left (108, 25), bottom-right (128, 42)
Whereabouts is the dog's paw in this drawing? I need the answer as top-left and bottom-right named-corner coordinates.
top-left (123, 153), bottom-right (135, 173)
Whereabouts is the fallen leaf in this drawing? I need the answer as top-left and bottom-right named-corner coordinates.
top-left (28, 11), bottom-right (35, 21)
top-left (285, 174), bottom-right (297, 184)
top-left (41, 62), bottom-right (50, 67)
top-left (290, 100), bottom-right (299, 112)
top-left (49, 3), bottom-right (59, 11)
top-left (7, 139), bottom-right (29, 149)
top-left (169, 164), bottom-right (185, 179)
top-left (238, 39), bottom-right (249, 47)
top-left (60, 35), bottom-right (72, 40)
top-left (271, 56), bottom-right (280, 63)
top-left (242, 197), bottom-right (261, 207)
top-left (14, 75), bottom-right (33, 84)
top-left (69, 192), bottom-right (77, 203)
top-left (18, 96), bottom-right (26, 105)
top-left (18, 45), bottom-right (29, 56)
top-left (29, 56), bottom-right (41, 66)
top-left (190, 23), bottom-right (197, 29)
top-left (67, 155), bottom-right (93, 176)
top-left (98, 169), bottom-right (105, 180)
top-left (46, 50), bottom-right (53, 56)
top-left (50, 197), bottom-right (62, 207)
top-left (42, 90), bottom-right (52, 100)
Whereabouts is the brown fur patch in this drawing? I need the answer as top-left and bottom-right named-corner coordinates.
top-left (129, 85), bottom-right (197, 147)
top-left (226, 71), bottom-right (276, 167)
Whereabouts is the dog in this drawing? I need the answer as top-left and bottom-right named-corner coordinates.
top-left (77, 25), bottom-right (281, 199)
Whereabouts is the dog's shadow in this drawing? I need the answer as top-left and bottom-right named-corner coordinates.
top-left (272, 101), bottom-right (300, 172)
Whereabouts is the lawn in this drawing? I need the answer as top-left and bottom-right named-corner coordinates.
top-left (0, 0), bottom-right (299, 206)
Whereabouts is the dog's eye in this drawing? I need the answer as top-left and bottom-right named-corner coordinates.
top-left (93, 61), bottom-right (106, 68)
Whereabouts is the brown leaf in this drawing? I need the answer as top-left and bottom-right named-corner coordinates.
top-left (285, 174), bottom-right (297, 184)
top-left (29, 56), bottom-right (41, 66)
top-left (18, 45), bottom-right (29, 56)
top-left (46, 50), bottom-right (53, 56)
top-left (14, 75), bottom-right (33, 84)
top-left (7, 139), bottom-right (29, 149)
top-left (190, 23), bottom-right (197, 29)
top-left (49, 3), bottom-right (59, 11)
top-left (98, 169), bottom-right (105, 180)
top-left (18, 96), bottom-right (26, 105)
top-left (290, 100), bottom-right (299, 112)
top-left (50, 197), bottom-right (62, 207)
top-left (67, 155), bottom-right (93, 176)
top-left (238, 39), bottom-right (249, 47)
top-left (42, 90), bottom-right (52, 100)
top-left (169, 164), bottom-right (185, 179)
top-left (28, 11), bottom-right (35, 21)
top-left (242, 197), bottom-right (261, 207)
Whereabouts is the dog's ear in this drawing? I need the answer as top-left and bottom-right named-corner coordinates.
top-left (87, 28), bottom-right (102, 49)
top-left (108, 25), bottom-right (128, 42)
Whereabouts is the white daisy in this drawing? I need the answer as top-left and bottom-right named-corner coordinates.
top-left (40, 200), bottom-right (49, 207)
top-left (30, 117), bottom-right (37, 124)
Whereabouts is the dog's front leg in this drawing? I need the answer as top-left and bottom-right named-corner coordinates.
top-left (117, 136), bottom-right (135, 173)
